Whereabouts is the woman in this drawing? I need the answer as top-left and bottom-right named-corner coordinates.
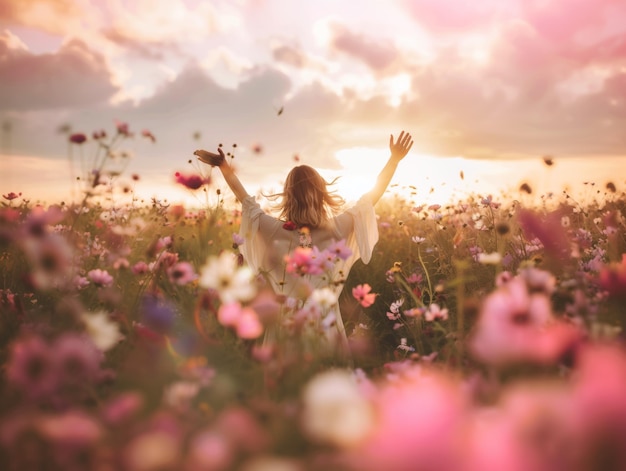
top-left (195, 131), bottom-right (413, 358)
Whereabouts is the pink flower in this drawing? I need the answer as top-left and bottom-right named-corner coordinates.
top-left (468, 276), bottom-right (581, 367)
top-left (141, 129), bottom-right (156, 143)
top-left (175, 172), bottom-right (210, 190)
top-left (217, 303), bottom-right (263, 339)
top-left (54, 334), bottom-right (103, 386)
top-left (167, 262), bottom-right (197, 286)
top-left (88, 268), bottom-right (114, 287)
top-left (348, 367), bottom-right (465, 470)
top-left (115, 121), bottom-right (131, 136)
top-left (235, 309), bottom-right (263, 339)
top-left (327, 239), bottom-right (353, 261)
top-left (598, 254), bottom-right (626, 299)
top-left (102, 392), bottom-right (144, 425)
top-left (352, 284), bottom-right (377, 308)
top-left (424, 303), bottom-right (448, 322)
top-left (6, 335), bottom-right (58, 399)
top-left (131, 261), bottom-right (150, 275)
top-left (284, 247), bottom-right (323, 276)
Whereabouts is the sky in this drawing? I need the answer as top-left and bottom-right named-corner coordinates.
top-left (1, 0), bottom-right (625, 207)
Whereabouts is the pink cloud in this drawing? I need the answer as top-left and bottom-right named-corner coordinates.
top-left (402, 0), bottom-right (506, 32)
top-left (0, 0), bottom-right (83, 35)
top-left (0, 34), bottom-right (119, 110)
top-left (327, 23), bottom-right (398, 71)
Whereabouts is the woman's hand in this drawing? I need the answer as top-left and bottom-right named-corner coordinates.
top-left (389, 131), bottom-right (413, 162)
top-left (194, 148), bottom-right (225, 167)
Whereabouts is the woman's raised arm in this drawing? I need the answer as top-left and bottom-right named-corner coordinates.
top-left (195, 148), bottom-right (250, 202)
top-left (365, 131), bottom-right (413, 206)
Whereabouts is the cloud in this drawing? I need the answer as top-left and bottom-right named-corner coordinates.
top-left (0, 0), bottom-right (83, 34)
top-left (402, 0), bottom-right (506, 33)
top-left (327, 22), bottom-right (399, 71)
top-left (0, 34), bottom-right (119, 111)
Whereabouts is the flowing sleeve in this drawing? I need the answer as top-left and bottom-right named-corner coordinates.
top-left (239, 196), bottom-right (268, 274)
top-left (345, 195), bottom-right (379, 264)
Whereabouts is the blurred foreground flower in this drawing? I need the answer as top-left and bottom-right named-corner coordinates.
top-left (468, 272), bottom-right (582, 367)
top-left (301, 369), bottom-right (374, 447)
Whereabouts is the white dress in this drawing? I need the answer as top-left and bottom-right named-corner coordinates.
top-left (239, 195), bottom-right (379, 357)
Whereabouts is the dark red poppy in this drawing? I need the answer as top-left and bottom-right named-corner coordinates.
top-left (282, 221), bottom-right (297, 231)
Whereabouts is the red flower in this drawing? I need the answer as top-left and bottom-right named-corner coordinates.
top-left (3, 192), bottom-right (21, 201)
top-left (282, 221), bottom-right (297, 231)
top-left (175, 172), bottom-right (210, 190)
top-left (69, 133), bottom-right (87, 144)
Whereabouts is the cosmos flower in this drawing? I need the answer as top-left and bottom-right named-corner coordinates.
top-left (352, 284), bottom-right (377, 308)
top-left (301, 370), bottom-right (375, 447)
top-left (54, 334), bottom-right (103, 386)
top-left (217, 302), bottom-right (263, 339)
top-left (87, 268), bottom-right (114, 287)
top-left (167, 261), bottom-right (197, 286)
top-left (327, 239), bottom-right (353, 260)
top-left (199, 252), bottom-right (257, 304)
top-left (424, 303), bottom-right (449, 321)
top-left (174, 172), bottom-right (210, 190)
top-left (5, 335), bottom-right (58, 399)
top-left (81, 310), bottom-right (124, 351)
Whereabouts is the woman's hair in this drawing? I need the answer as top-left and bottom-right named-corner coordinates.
top-left (268, 165), bottom-right (345, 228)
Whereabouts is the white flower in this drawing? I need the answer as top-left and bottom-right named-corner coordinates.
top-left (301, 370), bottom-right (374, 448)
top-left (199, 252), bottom-right (256, 303)
top-left (397, 338), bottom-right (415, 352)
top-left (310, 288), bottom-right (338, 309)
top-left (477, 252), bottom-right (502, 265)
top-left (81, 310), bottom-right (124, 351)
top-left (411, 236), bottom-right (426, 244)
top-left (163, 381), bottom-right (200, 412)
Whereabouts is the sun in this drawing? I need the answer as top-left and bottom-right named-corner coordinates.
top-left (330, 147), bottom-right (477, 205)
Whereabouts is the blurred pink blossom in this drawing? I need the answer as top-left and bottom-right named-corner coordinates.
top-left (167, 261), bottom-right (197, 286)
top-left (468, 276), bottom-right (582, 367)
top-left (87, 268), bottom-right (114, 287)
top-left (352, 284), bottom-right (377, 308)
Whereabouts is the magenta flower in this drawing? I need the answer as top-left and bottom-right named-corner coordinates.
top-left (352, 284), bottom-right (377, 308)
top-left (87, 268), bottom-right (114, 287)
top-left (175, 172), bottom-right (210, 190)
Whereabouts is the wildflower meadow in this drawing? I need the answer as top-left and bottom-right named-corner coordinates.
top-left (2, 123), bottom-right (626, 470)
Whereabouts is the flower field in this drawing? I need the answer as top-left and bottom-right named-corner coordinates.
top-left (1, 128), bottom-right (626, 470)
